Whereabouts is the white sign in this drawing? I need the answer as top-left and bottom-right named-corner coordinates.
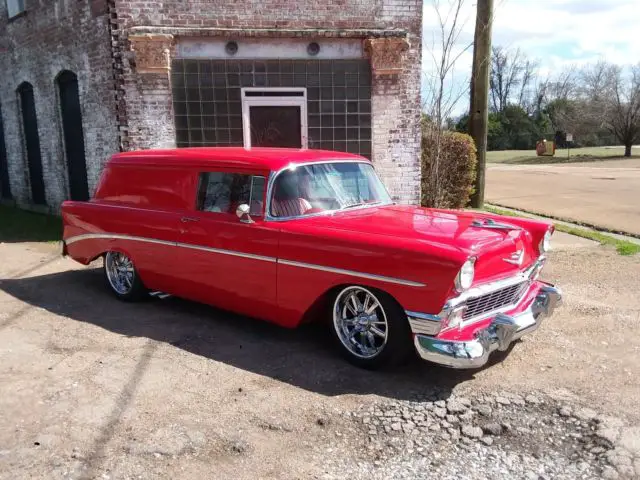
top-left (566, 133), bottom-right (573, 142)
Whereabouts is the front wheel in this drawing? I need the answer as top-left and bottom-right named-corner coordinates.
top-left (330, 286), bottom-right (413, 369)
top-left (104, 251), bottom-right (147, 301)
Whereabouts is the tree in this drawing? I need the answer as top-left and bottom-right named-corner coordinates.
top-left (489, 46), bottom-right (534, 113)
top-left (604, 64), bottom-right (640, 157)
top-left (422, 0), bottom-right (474, 206)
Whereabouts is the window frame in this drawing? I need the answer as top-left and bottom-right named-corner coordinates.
top-left (196, 170), bottom-right (267, 218)
top-left (265, 160), bottom-right (393, 222)
top-left (6, 0), bottom-right (26, 20)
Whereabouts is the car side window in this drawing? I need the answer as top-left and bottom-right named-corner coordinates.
top-left (196, 172), bottom-right (265, 216)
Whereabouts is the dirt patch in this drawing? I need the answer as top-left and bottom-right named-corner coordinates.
top-left (0, 241), bottom-right (639, 478)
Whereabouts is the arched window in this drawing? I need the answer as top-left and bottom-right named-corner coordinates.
top-left (56, 71), bottom-right (89, 201)
top-left (17, 82), bottom-right (46, 205)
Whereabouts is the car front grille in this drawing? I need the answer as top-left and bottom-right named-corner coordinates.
top-left (462, 281), bottom-right (529, 321)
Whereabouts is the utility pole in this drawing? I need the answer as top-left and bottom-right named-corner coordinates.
top-left (469, 0), bottom-right (494, 208)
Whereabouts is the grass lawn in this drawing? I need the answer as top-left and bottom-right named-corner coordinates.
top-left (0, 204), bottom-right (62, 243)
top-left (487, 146), bottom-right (639, 164)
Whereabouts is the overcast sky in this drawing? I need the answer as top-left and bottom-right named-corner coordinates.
top-left (421, 0), bottom-right (639, 116)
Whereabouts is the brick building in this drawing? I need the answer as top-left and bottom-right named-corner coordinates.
top-left (0, 0), bottom-right (423, 211)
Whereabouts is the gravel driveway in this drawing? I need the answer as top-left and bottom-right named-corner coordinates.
top-left (486, 159), bottom-right (640, 236)
top-left (0, 239), bottom-right (639, 479)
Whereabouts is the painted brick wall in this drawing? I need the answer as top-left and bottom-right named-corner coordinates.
top-left (0, 0), bottom-right (119, 210)
top-left (114, 0), bottom-right (423, 204)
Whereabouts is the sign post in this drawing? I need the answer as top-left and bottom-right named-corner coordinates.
top-left (566, 133), bottom-right (573, 160)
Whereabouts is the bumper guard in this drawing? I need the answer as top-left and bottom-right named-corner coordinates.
top-left (414, 284), bottom-right (562, 369)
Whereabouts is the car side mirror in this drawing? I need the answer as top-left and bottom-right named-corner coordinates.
top-left (236, 204), bottom-right (254, 224)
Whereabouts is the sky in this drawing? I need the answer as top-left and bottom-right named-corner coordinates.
top-left (421, 0), bottom-right (640, 116)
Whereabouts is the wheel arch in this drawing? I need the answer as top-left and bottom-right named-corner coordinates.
top-left (299, 282), bottom-right (407, 325)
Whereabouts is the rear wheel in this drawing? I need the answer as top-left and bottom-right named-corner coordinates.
top-left (330, 286), bottom-right (412, 369)
top-left (104, 251), bottom-right (147, 301)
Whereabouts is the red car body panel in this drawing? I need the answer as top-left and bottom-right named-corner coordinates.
top-left (62, 147), bottom-right (553, 339)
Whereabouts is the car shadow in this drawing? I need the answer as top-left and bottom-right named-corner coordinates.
top-left (0, 265), bottom-right (509, 402)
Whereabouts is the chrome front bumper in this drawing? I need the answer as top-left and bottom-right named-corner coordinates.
top-left (414, 285), bottom-right (562, 369)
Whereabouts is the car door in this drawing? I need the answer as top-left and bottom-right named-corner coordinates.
top-left (175, 168), bottom-right (279, 319)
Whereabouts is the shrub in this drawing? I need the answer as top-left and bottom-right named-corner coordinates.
top-left (421, 128), bottom-right (477, 209)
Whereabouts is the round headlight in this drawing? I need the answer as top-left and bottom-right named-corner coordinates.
top-left (540, 229), bottom-right (553, 253)
top-left (455, 258), bottom-right (475, 292)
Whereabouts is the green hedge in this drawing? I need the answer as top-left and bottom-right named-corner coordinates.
top-left (421, 130), bottom-right (477, 209)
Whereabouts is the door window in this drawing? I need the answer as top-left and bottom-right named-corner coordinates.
top-left (197, 172), bottom-right (265, 216)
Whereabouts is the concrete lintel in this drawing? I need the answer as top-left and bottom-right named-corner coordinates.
top-left (127, 26), bottom-right (408, 39)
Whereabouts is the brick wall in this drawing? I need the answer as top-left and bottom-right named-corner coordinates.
top-left (114, 0), bottom-right (423, 204)
top-left (0, 0), bottom-right (119, 210)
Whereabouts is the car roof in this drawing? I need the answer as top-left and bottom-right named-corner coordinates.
top-left (110, 147), bottom-right (369, 171)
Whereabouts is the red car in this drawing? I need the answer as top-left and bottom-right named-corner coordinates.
top-left (62, 148), bottom-right (562, 369)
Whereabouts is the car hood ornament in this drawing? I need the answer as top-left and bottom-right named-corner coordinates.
top-left (472, 218), bottom-right (519, 230)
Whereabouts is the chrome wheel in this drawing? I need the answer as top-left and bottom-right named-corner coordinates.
top-left (105, 251), bottom-right (135, 295)
top-left (333, 286), bottom-right (389, 359)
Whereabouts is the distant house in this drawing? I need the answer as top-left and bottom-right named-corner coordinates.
top-left (0, 0), bottom-right (423, 210)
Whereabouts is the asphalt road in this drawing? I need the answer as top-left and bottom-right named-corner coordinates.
top-left (486, 159), bottom-right (640, 236)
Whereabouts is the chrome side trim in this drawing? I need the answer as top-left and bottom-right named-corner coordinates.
top-left (64, 233), bottom-right (277, 263)
top-left (175, 241), bottom-right (276, 263)
top-left (406, 311), bottom-right (442, 335)
top-left (64, 233), bottom-right (175, 247)
top-left (65, 233), bottom-right (424, 287)
top-left (279, 259), bottom-right (426, 287)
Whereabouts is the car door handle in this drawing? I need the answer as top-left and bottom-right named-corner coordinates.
top-left (181, 216), bottom-right (199, 223)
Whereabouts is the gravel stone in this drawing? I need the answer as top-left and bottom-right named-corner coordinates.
top-left (559, 406), bottom-right (573, 417)
top-left (525, 395), bottom-right (541, 405)
top-left (605, 450), bottom-right (632, 467)
top-left (616, 465), bottom-right (635, 477)
top-left (476, 405), bottom-right (493, 416)
top-left (482, 422), bottom-right (503, 436)
top-left (461, 425), bottom-right (483, 439)
top-left (343, 393), bottom-right (624, 480)
top-left (602, 466), bottom-right (619, 479)
top-left (446, 400), bottom-right (468, 414)
top-left (574, 407), bottom-right (598, 422)
top-left (597, 416), bottom-right (625, 429)
top-left (446, 414), bottom-right (459, 424)
top-left (496, 396), bottom-right (511, 406)
top-left (459, 411), bottom-right (475, 423)
top-left (597, 428), bottom-right (620, 445)
top-left (617, 427), bottom-right (640, 456)
top-left (433, 407), bottom-right (447, 419)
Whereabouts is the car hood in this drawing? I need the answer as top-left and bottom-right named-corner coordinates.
top-left (300, 204), bottom-right (537, 280)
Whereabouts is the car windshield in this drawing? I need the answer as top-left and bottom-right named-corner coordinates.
top-left (270, 161), bottom-right (392, 218)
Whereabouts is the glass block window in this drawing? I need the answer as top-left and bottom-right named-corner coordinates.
top-left (171, 59), bottom-right (372, 158)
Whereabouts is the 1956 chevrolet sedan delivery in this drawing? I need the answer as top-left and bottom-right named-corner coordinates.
top-left (62, 147), bottom-right (562, 369)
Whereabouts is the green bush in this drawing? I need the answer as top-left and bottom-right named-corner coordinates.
top-left (421, 129), bottom-right (477, 209)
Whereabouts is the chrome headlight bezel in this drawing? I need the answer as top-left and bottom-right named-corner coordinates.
top-left (455, 257), bottom-right (476, 292)
top-left (539, 228), bottom-right (553, 254)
